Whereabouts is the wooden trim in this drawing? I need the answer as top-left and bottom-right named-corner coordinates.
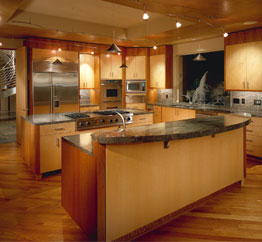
top-left (244, 126), bottom-right (247, 178)
top-left (126, 47), bottom-right (148, 56)
top-left (113, 181), bottom-right (241, 242)
top-left (95, 142), bottom-right (106, 241)
top-left (122, 48), bottom-right (127, 108)
top-left (225, 27), bottom-right (262, 46)
top-left (165, 45), bottom-right (173, 89)
top-left (28, 47), bottom-right (33, 115)
top-left (149, 45), bottom-right (167, 56)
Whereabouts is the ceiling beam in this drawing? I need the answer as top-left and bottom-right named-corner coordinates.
top-left (0, 0), bottom-right (24, 24)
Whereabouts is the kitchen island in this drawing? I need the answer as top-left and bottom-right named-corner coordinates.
top-left (61, 115), bottom-right (250, 241)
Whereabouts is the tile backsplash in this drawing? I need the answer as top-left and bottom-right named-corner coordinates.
top-left (230, 91), bottom-right (262, 112)
top-left (157, 89), bottom-right (174, 104)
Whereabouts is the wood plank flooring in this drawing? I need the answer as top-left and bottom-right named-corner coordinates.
top-left (1, 142), bottom-right (262, 241)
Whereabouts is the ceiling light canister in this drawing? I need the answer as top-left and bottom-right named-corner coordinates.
top-left (58, 48), bottom-right (62, 52)
top-left (223, 32), bottom-right (228, 38)
top-left (91, 51), bottom-right (94, 55)
top-left (153, 45), bottom-right (157, 50)
top-left (0, 42), bottom-right (2, 46)
top-left (176, 21), bottom-right (182, 28)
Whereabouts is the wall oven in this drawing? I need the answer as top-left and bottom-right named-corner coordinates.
top-left (126, 80), bottom-right (146, 93)
top-left (101, 80), bottom-right (122, 109)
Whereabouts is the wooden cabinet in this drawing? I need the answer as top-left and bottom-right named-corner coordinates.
top-left (154, 106), bottom-right (196, 123)
top-left (150, 54), bottom-right (166, 88)
top-left (80, 54), bottom-right (94, 88)
top-left (246, 117), bottom-right (262, 158)
top-left (80, 105), bottom-right (99, 112)
top-left (246, 41), bottom-right (262, 90)
top-left (225, 41), bottom-right (262, 91)
top-left (129, 113), bottom-right (153, 127)
top-left (126, 56), bottom-right (146, 79)
top-left (101, 54), bottom-right (122, 79)
top-left (153, 105), bottom-right (162, 124)
top-left (126, 103), bottom-right (146, 110)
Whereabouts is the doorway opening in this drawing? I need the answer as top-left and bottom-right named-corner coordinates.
top-left (0, 49), bottom-right (16, 144)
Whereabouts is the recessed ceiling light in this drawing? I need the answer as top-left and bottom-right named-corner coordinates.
top-left (223, 32), bottom-right (228, 38)
top-left (0, 42), bottom-right (3, 47)
top-left (153, 45), bottom-right (157, 50)
top-left (176, 21), bottom-right (182, 28)
top-left (243, 21), bottom-right (258, 25)
top-left (58, 48), bottom-right (62, 51)
top-left (106, 54), bottom-right (110, 58)
top-left (91, 51), bottom-right (94, 55)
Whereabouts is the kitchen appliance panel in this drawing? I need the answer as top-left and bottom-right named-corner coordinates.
top-left (126, 80), bottom-right (146, 93)
top-left (125, 94), bottom-right (146, 104)
top-left (33, 73), bottom-right (52, 114)
top-left (101, 101), bottom-right (122, 110)
top-left (52, 73), bottom-right (79, 113)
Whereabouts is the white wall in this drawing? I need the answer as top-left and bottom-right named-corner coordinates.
top-left (173, 37), bottom-right (224, 102)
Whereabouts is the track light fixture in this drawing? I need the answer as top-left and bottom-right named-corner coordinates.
top-left (176, 21), bottom-right (182, 28)
top-left (143, 4), bottom-right (149, 21)
top-left (223, 32), bottom-right (228, 38)
top-left (153, 45), bottom-right (157, 50)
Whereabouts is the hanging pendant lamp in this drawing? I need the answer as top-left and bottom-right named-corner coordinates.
top-left (52, 50), bottom-right (63, 65)
top-left (193, 43), bottom-right (206, 61)
top-left (120, 63), bottom-right (128, 68)
top-left (107, 42), bottom-right (121, 53)
top-left (193, 53), bottom-right (206, 61)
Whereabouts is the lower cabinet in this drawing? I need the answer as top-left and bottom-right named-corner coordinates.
top-left (246, 117), bottom-right (262, 158)
top-left (154, 106), bottom-right (196, 123)
top-left (126, 103), bottom-right (146, 110)
top-left (129, 114), bottom-right (153, 127)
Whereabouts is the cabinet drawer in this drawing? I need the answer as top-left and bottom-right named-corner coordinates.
top-left (246, 144), bottom-right (262, 157)
top-left (80, 106), bottom-right (99, 112)
top-left (246, 134), bottom-right (262, 146)
top-left (126, 103), bottom-right (146, 110)
top-left (40, 122), bottom-right (75, 136)
top-left (246, 125), bottom-right (262, 136)
top-left (250, 117), bottom-right (262, 127)
top-left (132, 114), bottom-right (153, 125)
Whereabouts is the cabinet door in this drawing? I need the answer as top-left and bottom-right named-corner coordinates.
top-left (126, 56), bottom-right (136, 79)
top-left (80, 54), bottom-right (94, 88)
top-left (150, 54), bottom-right (165, 88)
top-left (225, 44), bottom-right (247, 90)
top-left (111, 55), bottom-right (122, 79)
top-left (135, 56), bottom-right (146, 79)
top-left (161, 107), bottom-right (177, 122)
top-left (176, 108), bottom-right (196, 121)
top-left (247, 41), bottom-right (262, 91)
top-left (100, 54), bottom-right (112, 79)
top-left (153, 106), bottom-right (162, 124)
top-left (40, 134), bottom-right (60, 173)
top-left (126, 103), bottom-right (146, 110)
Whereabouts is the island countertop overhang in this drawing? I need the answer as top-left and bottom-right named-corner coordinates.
top-left (62, 115), bottom-right (250, 155)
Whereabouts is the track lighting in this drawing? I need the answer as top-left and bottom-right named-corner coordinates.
top-left (153, 45), bottom-right (157, 50)
top-left (143, 4), bottom-right (149, 21)
top-left (223, 32), bottom-right (228, 38)
top-left (176, 21), bottom-right (182, 28)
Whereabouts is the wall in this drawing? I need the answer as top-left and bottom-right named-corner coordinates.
top-left (0, 38), bottom-right (24, 49)
top-left (173, 37), bottom-right (224, 102)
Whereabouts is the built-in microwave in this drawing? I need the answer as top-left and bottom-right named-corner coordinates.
top-left (126, 80), bottom-right (146, 93)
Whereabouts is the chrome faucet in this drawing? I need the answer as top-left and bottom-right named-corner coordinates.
top-left (114, 111), bottom-right (126, 130)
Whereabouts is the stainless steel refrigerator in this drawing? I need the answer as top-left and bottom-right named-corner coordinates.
top-left (32, 62), bottom-right (79, 114)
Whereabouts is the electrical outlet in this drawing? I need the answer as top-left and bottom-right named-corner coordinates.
top-left (241, 99), bottom-right (245, 104)
top-left (166, 94), bottom-right (169, 99)
top-left (254, 100), bottom-right (262, 105)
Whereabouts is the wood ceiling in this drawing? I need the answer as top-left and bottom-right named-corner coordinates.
top-left (0, 0), bottom-right (261, 47)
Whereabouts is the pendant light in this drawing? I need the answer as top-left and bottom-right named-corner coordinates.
top-left (52, 50), bottom-right (62, 65)
top-left (142, 4), bottom-right (149, 21)
top-left (120, 63), bottom-right (128, 68)
top-left (193, 42), bottom-right (206, 61)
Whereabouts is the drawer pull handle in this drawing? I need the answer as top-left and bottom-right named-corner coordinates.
top-left (246, 129), bottom-right (253, 132)
top-left (54, 128), bottom-right (65, 131)
top-left (246, 149), bottom-right (253, 152)
top-left (246, 139), bottom-right (253, 142)
top-left (139, 118), bottom-right (147, 120)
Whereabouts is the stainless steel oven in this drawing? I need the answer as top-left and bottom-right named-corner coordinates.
top-left (126, 80), bottom-right (146, 93)
top-left (101, 80), bottom-right (122, 109)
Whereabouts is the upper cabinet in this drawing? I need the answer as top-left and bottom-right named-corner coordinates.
top-left (150, 54), bottom-right (166, 88)
top-left (225, 41), bottom-right (262, 91)
top-left (126, 56), bottom-right (146, 80)
top-left (100, 54), bottom-right (122, 80)
top-left (225, 28), bottom-right (262, 91)
top-left (80, 53), bottom-right (95, 89)
top-left (149, 46), bottom-right (173, 89)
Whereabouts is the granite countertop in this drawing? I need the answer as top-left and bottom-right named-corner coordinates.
top-left (22, 109), bottom-right (153, 126)
top-left (63, 115), bottom-right (250, 155)
top-left (148, 102), bottom-right (262, 117)
top-left (22, 113), bottom-right (75, 126)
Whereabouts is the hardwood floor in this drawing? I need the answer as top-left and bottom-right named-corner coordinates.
top-left (0, 143), bottom-right (89, 241)
top-left (1, 143), bottom-right (262, 241)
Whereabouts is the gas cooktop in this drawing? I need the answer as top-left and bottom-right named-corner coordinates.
top-left (65, 110), bottom-right (133, 131)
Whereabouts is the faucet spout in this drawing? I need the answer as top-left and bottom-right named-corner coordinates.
top-left (114, 111), bottom-right (126, 130)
